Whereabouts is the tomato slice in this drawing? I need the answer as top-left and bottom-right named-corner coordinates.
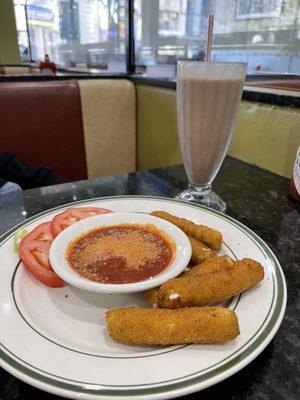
top-left (19, 222), bottom-right (64, 288)
top-left (50, 207), bottom-right (112, 237)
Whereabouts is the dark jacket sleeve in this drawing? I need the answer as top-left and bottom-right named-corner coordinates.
top-left (0, 153), bottom-right (66, 190)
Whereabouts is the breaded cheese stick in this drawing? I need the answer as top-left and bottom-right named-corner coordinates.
top-left (151, 211), bottom-right (222, 250)
top-left (145, 255), bottom-right (235, 307)
top-left (158, 258), bottom-right (264, 309)
top-left (145, 286), bottom-right (160, 308)
top-left (189, 236), bottom-right (216, 265)
top-left (183, 255), bottom-right (234, 277)
top-left (106, 307), bottom-right (239, 345)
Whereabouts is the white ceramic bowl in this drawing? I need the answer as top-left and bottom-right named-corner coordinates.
top-left (49, 212), bottom-right (192, 293)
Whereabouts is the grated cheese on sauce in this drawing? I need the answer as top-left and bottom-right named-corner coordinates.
top-left (67, 224), bottom-right (174, 284)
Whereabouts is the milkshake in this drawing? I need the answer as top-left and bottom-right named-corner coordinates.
top-left (176, 62), bottom-right (247, 210)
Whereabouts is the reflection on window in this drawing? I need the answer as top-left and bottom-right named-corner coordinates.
top-left (236, 0), bottom-right (282, 19)
top-left (14, 0), bottom-right (126, 72)
top-left (134, 0), bottom-right (300, 76)
top-left (14, 0), bottom-right (30, 63)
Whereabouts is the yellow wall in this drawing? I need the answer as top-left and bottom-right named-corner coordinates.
top-left (0, 0), bottom-right (20, 64)
top-left (136, 84), bottom-right (300, 178)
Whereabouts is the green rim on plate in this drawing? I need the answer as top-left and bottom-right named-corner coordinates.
top-left (0, 196), bottom-right (286, 397)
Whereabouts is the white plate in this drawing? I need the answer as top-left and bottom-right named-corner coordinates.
top-left (49, 212), bottom-right (192, 293)
top-left (0, 196), bottom-right (286, 400)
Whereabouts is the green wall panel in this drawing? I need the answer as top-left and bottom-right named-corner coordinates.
top-left (0, 0), bottom-right (20, 64)
top-left (136, 84), bottom-right (300, 178)
top-left (136, 85), bottom-right (181, 170)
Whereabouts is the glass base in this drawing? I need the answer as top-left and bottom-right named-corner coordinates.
top-left (175, 184), bottom-right (226, 213)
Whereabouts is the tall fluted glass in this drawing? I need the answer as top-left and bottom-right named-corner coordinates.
top-left (176, 61), bottom-right (247, 212)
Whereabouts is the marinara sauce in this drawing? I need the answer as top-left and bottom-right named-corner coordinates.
top-left (67, 224), bottom-right (174, 284)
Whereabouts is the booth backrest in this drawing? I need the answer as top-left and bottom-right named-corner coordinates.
top-left (0, 79), bottom-right (136, 181)
top-left (0, 80), bottom-right (87, 181)
top-left (79, 79), bottom-right (136, 179)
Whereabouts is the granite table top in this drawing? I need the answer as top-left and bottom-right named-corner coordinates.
top-left (0, 157), bottom-right (299, 400)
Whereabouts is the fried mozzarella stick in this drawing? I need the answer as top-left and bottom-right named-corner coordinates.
top-left (183, 255), bottom-right (234, 277)
top-left (158, 258), bottom-right (264, 309)
top-left (145, 255), bottom-right (234, 307)
top-left (106, 307), bottom-right (239, 345)
top-left (151, 211), bottom-right (222, 250)
top-left (145, 286), bottom-right (160, 308)
top-left (189, 236), bottom-right (216, 265)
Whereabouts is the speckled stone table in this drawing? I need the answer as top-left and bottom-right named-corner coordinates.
top-left (0, 157), bottom-right (299, 400)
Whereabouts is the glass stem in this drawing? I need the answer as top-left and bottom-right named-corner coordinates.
top-left (189, 183), bottom-right (212, 196)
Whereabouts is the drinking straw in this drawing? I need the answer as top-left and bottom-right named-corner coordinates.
top-left (206, 13), bottom-right (214, 62)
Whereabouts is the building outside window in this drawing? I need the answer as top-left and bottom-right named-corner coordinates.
top-left (14, 0), bottom-right (30, 63)
top-left (14, 0), bottom-right (300, 75)
top-left (134, 0), bottom-right (300, 76)
top-left (13, 0), bottom-right (126, 72)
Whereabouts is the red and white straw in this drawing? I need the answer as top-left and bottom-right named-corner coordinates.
top-left (206, 13), bottom-right (214, 62)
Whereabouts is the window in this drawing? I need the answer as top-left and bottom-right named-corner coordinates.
top-left (134, 0), bottom-right (300, 76)
top-left (14, 0), bottom-right (126, 72)
top-left (14, 0), bottom-right (300, 76)
top-left (14, 0), bottom-right (30, 63)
